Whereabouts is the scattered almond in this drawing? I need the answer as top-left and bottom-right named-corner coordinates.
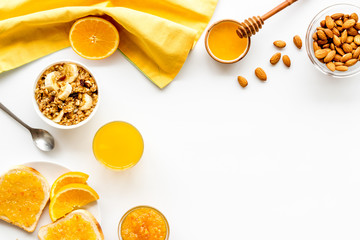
top-left (273, 40), bottom-right (286, 48)
top-left (270, 52), bottom-right (281, 65)
top-left (255, 67), bottom-right (267, 81)
top-left (237, 76), bottom-right (248, 88)
top-left (293, 35), bottom-right (302, 49)
top-left (282, 55), bottom-right (291, 67)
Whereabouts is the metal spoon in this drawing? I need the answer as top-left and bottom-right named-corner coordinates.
top-left (0, 102), bottom-right (55, 151)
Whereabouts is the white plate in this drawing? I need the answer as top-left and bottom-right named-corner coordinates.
top-left (0, 161), bottom-right (100, 240)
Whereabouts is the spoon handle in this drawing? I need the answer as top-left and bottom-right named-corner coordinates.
top-left (0, 102), bottom-right (31, 130)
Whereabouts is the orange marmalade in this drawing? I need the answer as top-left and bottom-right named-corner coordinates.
top-left (0, 170), bottom-right (45, 227)
top-left (120, 206), bottom-right (169, 240)
top-left (41, 214), bottom-right (98, 239)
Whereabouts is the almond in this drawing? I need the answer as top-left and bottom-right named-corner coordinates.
top-left (324, 50), bottom-right (336, 63)
top-left (350, 42), bottom-right (357, 49)
top-left (320, 20), bottom-right (326, 28)
top-left (333, 35), bottom-right (342, 47)
top-left (350, 13), bottom-right (359, 22)
top-left (282, 55), bottom-right (291, 67)
top-left (353, 47), bottom-right (360, 59)
top-left (331, 13), bottom-right (344, 20)
top-left (293, 35), bottom-right (302, 49)
top-left (325, 15), bottom-right (335, 29)
top-left (270, 52), bottom-right (281, 65)
top-left (312, 32), bottom-right (318, 41)
top-left (345, 58), bottom-right (358, 67)
top-left (354, 35), bottom-right (360, 45)
top-left (341, 53), bottom-right (352, 62)
top-left (335, 65), bottom-right (348, 71)
top-left (255, 68), bottom-right (267, 81)
top-left (313, 42), bottom-right (321, 52)
top-left (334, 62), bottom-right (344, 66)
top-left (336, 46), bottom-right (345, 56)
top-left (342, 43), bottom-right (353, 53)
top-left (326, 62), bottom-right (336, 72)
top-left (348, 27), bottom-right (358, 36)
top-left (315, 49), bottom-right (328, 59)
top-left (334, 54), bottom-right (342, 62)
top-left (341, 30), bottom-right (348, 43)
top-left (346, 36), bottom-right (354, 43)
top-left (237, 76), bottom-right (248, 88)
top-left (332, 27), bottom-right (340, 36)
top-left (273, 40), bottom-right (286, 48)
top-left (343, 19), bottom-right (356, 29)
top-left (335, 20), bottom-right (344, 26)
top-left (317, 30), bottom-right (327, 40)
top-left (324, 28), bottom-right (334, 38)
top-left (355, 22), bottom-right (360, 30)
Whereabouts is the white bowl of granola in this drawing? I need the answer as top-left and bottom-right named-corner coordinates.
top-left (33, 60), bottom-right (99, 129)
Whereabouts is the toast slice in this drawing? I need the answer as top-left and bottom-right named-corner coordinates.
top-left (38, 209), bottom-right (104, 240)
top-left (0, 165), bottom-right (50, 232)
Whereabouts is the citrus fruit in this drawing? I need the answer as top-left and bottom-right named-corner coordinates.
top-left (69, 17), bottom-right (120, 60)
top-left (50, 171), bottom-right (89, 200)
top-left (49, 183), bottom-right (99, 222)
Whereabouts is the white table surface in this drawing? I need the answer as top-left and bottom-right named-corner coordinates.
top-left (1, 0), bottom-right (360, 239)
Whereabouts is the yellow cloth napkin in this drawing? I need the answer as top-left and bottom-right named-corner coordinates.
top-left (0, 0), bottom-right (217, 88)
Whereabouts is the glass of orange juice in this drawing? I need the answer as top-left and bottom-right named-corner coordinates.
top-left (92, 121), bottom-right (144, 170)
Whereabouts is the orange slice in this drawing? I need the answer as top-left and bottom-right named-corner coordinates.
top-left (49, 183), bottom-right (99, 222)
top-left (50, 171), bottom-right (89, 200)
top-left (69, 17), bottom-right (120, 60)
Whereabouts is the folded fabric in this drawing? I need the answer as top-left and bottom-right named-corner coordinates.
top-left (0, 0), bottom-right (218, 88)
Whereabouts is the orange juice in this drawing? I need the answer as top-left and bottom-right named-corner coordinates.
top-left (92, 121), bottom-right (144, 170)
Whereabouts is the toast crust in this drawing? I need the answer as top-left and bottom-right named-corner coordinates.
top-left (38, 209), bottom-right (104, 240)
top-left (0, 165), bottom-right (50, 232)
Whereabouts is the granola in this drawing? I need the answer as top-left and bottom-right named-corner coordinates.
top-left (35, 62), bottom-right (98, 126)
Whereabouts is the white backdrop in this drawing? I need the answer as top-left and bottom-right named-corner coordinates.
top-left (1, 0), bottom-right (360, 239)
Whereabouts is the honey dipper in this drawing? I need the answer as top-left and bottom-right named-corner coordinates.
top-left (236, 0), bottom-right (298, 38)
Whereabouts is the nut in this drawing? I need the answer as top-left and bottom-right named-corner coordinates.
top-left (255, 67), bottom-right (267, 81)
top-left (282, 55), bottom-right (291, 67)
top-left (326, 62), bottom-right (336, 71)
top-left (354, 35), bottom-right (360, 45)
top-left (324, 50), bottom-right (336, 63)
top-left (345, 58), bottom-right (358, 67)
top-left (315, 49), bottom-right (329, 59)
top-left (341, 53), bottom-right (353, 62)
top-left (343, 19), bottom-right (356, 29)
top-left (273, 40), bottom-right (286, 48)
top-left (293, 35), bottom-right (302, 49)
top-left (270, 52), bottom-right (281, 65)
top-left (335, 65), bottom-right (349, 71)
top-left (237, 76), bottom-right (248, 88)
top-left (325, 16), bottom-right (335, 29)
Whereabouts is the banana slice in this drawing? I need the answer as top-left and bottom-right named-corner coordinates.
top-left (52, 110), bottom-right (64, 123)
top-left (58, 83), bottom-right (72, 101)
top-left (65, 64), bottom-right (79, 83)
top-left (80, 94), bottom-right (93, 110)
top-left (44, 72), bottom-right (60, 91)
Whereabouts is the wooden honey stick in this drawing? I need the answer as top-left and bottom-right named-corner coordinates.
top-left (236, 0), bottom-right (298, 38)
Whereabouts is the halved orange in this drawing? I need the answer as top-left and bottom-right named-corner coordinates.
top-left (69, 16), bottom-right (120, 60)
top-left (49, 183), bottom-right (99, 222)
top-left (50, 171), bottom-right (89, 200)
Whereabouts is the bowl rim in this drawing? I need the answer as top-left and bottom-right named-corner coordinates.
top-left (204, 19), bottom-right (251, 64)
top-left (305, 3), bottom-right (360, 78)
top-left (117, 205), bottom-right (170, 240)
top-left (32, 60), bottom-right (99, 130)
